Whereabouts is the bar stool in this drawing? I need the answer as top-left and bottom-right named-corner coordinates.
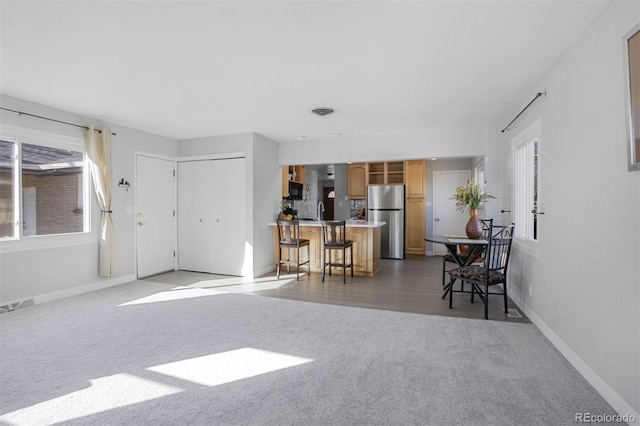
top-left (276, 219), bottom-right (310, 280)
top-left (321, 220), bottom-right (353, 284)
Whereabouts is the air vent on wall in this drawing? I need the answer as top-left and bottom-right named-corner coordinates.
top-left (0, 298), bottom-right (35, 314)
top-left (311, 107), bottom-right (336, 116)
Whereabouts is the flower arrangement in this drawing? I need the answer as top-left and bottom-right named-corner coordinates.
top-left (280, 197), bottom-right (292, 213)
top-left (279, 196), bottom-right (296, 220)
top-left (452, 179), bottom-right (495, 213)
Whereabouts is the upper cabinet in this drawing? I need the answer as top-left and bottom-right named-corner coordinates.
top-left (366, 161), bottom-right (404, 185)
top-left (404, 160), bottom-right (426, 198)
top-left (348, 163), bottom-right (366, 199)
top-left (282, 165), bottom-right (305, 196)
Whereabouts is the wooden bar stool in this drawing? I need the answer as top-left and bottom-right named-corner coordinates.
top-left (276, 219), bottom-right (310, 280)
top-left (321, 220), bottom-right (353, 284)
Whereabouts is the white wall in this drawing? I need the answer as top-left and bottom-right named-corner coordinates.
top-left (0, 95), bottom-right (178, 304)
top-left (279, 128), bottom-right (487, 165)
top-left (251, 133), bottom-right (282, 276)
top-left (499, 1), bottom-right (639, 415)
top-left (333, 164), bottom-right (351, 220)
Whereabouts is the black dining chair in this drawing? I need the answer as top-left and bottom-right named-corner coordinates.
top-left (441, 218), bottom-right (493, 287)
top-left (321, 220), bottom-right (354, 284)
top-left (447, 223), bottom-right (515, 320)
top-left (276, 219), bottom-right (310, 280)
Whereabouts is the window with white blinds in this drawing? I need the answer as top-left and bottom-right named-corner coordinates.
top-left (512, 120), bottom-right (540, 243)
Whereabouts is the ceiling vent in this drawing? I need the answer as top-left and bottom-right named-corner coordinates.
top-left (311, 107), bottom-right (336, 116)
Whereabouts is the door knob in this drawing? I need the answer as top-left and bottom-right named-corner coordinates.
top-left (137, 221), bottom-right (147, 226)
top-left (434, 218), bottom-right (440, 222)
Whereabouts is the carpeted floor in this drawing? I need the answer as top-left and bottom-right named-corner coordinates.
top-left (0, 280), bottom-right (616, 425)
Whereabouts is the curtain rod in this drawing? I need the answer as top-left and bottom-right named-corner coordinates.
top-left (0, 107), bottom-right (116, 136)
top-left (501, 92), bottom-right (546, 133)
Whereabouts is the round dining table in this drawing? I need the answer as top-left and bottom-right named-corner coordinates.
top-left (424, 235), bottom-right (489, 298)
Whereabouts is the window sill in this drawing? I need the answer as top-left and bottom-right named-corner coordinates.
top-left (0, 232), bottom-right (95, 254)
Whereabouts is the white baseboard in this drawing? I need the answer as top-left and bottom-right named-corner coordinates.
top-left (253, 264), bottom-right (277, 278)
top-left (509, 292), bottom-right (639, 420)
top-left (34, 274), bottom-right (137, 305)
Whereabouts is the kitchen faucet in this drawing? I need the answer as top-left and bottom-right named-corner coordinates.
top-left (317, 201), bottom-right (325, 221)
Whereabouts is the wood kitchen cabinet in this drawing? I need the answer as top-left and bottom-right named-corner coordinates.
top-left (405, 159), bottom-right (426, 198)
top-left (271, 222), bottom-right (382, 276)
top-left (405, 197), bottom-right (426, 255)
top-left (404, 159), bottom-right (426, 255)
top-left (366, 161), bottom-right (404, 185)
top-left (282, 165), bottom-right (305, 196)
top-left (347, 163), bottom-right (366, 199)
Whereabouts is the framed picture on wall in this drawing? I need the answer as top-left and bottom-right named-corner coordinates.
top-left (624, 24), bottom-right (640, 171)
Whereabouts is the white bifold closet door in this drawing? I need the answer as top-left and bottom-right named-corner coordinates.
top-left (178, 158), bottom-right (246, 275)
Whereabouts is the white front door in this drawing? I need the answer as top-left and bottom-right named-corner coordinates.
top-left (136, 155), bottom-right (176, 278)
top-left (432, 170), bottom-right (470, 256)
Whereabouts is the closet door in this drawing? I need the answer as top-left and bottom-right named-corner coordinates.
top-left (196, 159), bottom-right (227, 273)
top-left (178, 158), bottom-right (247, 275)
top-left (177, 161), bottom-right (196, 271)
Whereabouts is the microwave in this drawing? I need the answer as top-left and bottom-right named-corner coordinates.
top-left (288, 181), bottom-right (303, 200)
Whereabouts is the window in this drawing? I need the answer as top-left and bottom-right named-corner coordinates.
top-left (0, 135), bottom-right (89, 241)
top-left (0, 140), bottom-right (17, 238)
top-left (474, 158), bottom-right (486, 186)
top-left (512, 120), bottom-right (540, 243)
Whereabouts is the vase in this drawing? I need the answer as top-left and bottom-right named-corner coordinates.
top-left (465, 209), bottom-right (483, 239)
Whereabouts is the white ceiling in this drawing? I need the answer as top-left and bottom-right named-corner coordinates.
top-left (0, 1), bottom-right (610, 143)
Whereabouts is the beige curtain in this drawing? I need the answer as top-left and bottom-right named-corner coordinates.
top-left (84, 125), bottom-right (117, 277)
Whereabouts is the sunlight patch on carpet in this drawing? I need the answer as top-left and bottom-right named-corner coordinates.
top-left (118, 286), bottom-right (225, 306)
top-left (184, 276), bottom-right (295, 293)
top-left (0, 373), bottom-right (183, 426)
top-left (147, 347), bottom-right (313, 387)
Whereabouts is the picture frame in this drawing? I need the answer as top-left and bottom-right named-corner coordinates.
top-left (624, 24), bottom-right (640, 171)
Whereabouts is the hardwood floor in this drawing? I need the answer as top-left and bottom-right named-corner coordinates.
top-left (145, 256), bottom-right (529, 323)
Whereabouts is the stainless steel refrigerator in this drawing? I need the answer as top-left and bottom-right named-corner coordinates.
top-left (368, 185), bottom-right (405, 259)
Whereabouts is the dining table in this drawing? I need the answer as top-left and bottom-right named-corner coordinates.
top-left (424, 235), bottom-right (489, 299)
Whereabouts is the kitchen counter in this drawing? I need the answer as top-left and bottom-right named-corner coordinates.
top-left (269, 220), bottom-right (385, 277)
top-left (270, 219), bottom-right (386, 228)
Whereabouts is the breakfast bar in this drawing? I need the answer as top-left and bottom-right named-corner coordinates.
top-left (270, 220), bottom-right (386, 277)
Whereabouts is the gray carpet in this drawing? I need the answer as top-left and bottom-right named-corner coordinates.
top-left (0, 280), bottom-right (616, 425)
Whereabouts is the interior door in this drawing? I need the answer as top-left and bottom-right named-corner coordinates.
top-left (194, 160), bottom-right (227, 273)
top-left (177, 161), bottom-right (196, 271)
top-left (322, 187), bottom-right (335, 220)
top-left (177, 158), bottom-right (246, 275)
top-left (432, 171), bottom-right (470, 256)
top-left (136, 155), bottom-right (176, 278)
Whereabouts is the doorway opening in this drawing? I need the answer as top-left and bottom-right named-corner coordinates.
top-left (322, 187), bottom-right (335, 220)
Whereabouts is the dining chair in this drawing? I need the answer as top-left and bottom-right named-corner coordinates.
top-left (321, 220), bottom-right (354, 284)
top-left (276, 219), bottom-right (310, 280)
top-left (441, 218), bottom-right (493, 287)
top-left (447, 223), bottom-right (515, 320)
